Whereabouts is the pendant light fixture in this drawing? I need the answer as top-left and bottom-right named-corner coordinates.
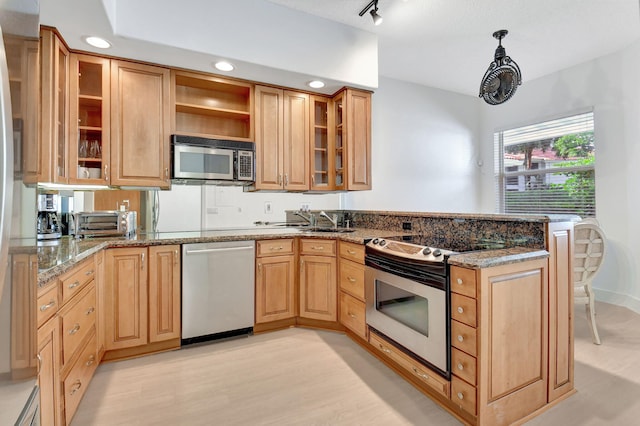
top-left (359, 0), bottom-right (383, 26)
top-left (479, 30), bottom-right (522, 105)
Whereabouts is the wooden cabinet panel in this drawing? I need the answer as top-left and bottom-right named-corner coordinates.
top-left (60, 256), bottom-right (95, 304)
top-left (10, 254), bottom-right (37, 375)
top-left (451, 319), bottom-right (477, 357)
top-left (339, 292), bottom-right (366, 339)
top-left (110, 60), bottom-right (170, 188)
top-left (338, 241), bottom-right (364, 263)
top-left (300, 238), bottom-right (336, 256)
top-left (477, 259), bottom-right (548, 425)
top-left (451, 292), bottom-right (477, 328)
top-left (59, 283), bottom-right (96, 367)
top-left (338, 258), bottom-right (365, 301)
top-left (40, 28), bottom-right (70, 184)
top-left (547, 222), bottom-right (574, 401)
top-left (451, 375), bottom-right (477, 416)
top-left (104, 247), bottom-right (148, 350)
top-left (62, 330), bottom-right (98, 425)
top-left (37, 316), bottom-right (61, 426)
top-left (148, 245), bottom-right (181, 343)
top-left (255, 254), bottom-right (296, 323)
top-left (310, 95), bottom-right (334, 190)
top-left (450, 266), bottom-right (477, 298)
top-left (299, 254), bottom-right (337, 321)
top-left (256, 238), bottom-right (295, 257)
top-left (452, 347), bottom-right (477, 387)
top-left (345, 89), bottom-right (371, 190)
top-left (283, 90), bottom-right (309, 190)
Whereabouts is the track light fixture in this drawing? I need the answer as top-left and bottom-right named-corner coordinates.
top-left (359, 0), bottom-right (383, 26)
top-left (479, 30), bottom-right (522, 105)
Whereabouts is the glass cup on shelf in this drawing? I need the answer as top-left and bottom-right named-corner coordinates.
top-left (89, 140), bottom-right (101, 158)
top-left (79, 140), bottom-right (89, 158)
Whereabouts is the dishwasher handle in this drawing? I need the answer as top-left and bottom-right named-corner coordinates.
top-left (184, 246), bottom-right (254, 255)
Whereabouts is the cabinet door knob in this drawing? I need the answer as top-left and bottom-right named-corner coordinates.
top-left (457, 363), bottom-right (464, 371)
top-left (457, 306), bottom-right (464, 314)
top-left (456, 278), bottom-right (463, 285)
top-left (457, 392), bottom-right (464, 400)
top-left (457, 335), bottom-right (464, 342)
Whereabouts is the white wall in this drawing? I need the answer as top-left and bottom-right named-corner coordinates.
top-left (156, 185), bottom-right (341, 231)
top-left (343, 76), bottom-right (482, 212)
top-left (479, 40), bottom-right (640, 313)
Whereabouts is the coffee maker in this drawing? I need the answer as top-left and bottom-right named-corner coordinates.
top-left (37, 193), bottom-right (62, 240)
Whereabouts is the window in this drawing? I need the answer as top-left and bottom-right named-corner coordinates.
top-left (494, 111), bottom-right (595, 217)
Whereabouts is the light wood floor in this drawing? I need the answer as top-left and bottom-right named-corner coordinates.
top-left (73, 301), bottom-right (640, 425)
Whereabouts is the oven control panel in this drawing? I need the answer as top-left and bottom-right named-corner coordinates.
top-left (367, 238), bottom-right (456, 263)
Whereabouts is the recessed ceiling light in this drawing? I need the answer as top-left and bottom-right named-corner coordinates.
top-left (214, 61), bottom-right (235, 72)
top-left (308, 80), bottom-right (325, 89)
top-left (84, 36), bottom-right (111, 49)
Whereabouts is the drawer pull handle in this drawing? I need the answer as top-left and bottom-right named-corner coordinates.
top-left (70, 380), bottom-right (82, 396)
top-left (311, 246), bottom-right (325, 250)
top-left (457, 306), bottom-right (464, 314)
top-left (378, 344), bottom-right (391, 354)
top-left (347, 249), bottom-right (356, 255)
top-left (347, 276), bottom-right (357, 283)
top-left (457, 392), bottom-right (464, 400)
top-left (270, 246), bottom-right (283, 251)
top-left (40, 300), bottom-right (56, 312)
top-left (457, 335), bottom-right (464, 342)
top-left (68, 281), bottom-right (80, 289)
top-left (85, 306), bottom-right (95, 315)
top-left (456, 278), bottom-right (463, 285)
top-left (348, 312), bottom-right (357, 319)
top-left (85, 355), bottom-right (96, 367)
top-left (412, 367), bottom-right (429, 380)
top-left (69, 324), bottom-right (81, 335)
top-left (37, 354), bottom-right (42, 372)
top-left (85, 270), bottom-right (94, 276)
top-left (457, 363), bottom-right (464, 371)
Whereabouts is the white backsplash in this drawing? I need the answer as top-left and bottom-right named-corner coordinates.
top-left (156, 185), bottom-right (342, 231)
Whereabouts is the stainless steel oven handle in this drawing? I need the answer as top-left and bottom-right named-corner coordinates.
top-left (185, 246), bottom-right (254, 255)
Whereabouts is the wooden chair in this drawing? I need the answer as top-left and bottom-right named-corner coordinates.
top-left (573, 219), bottom-right (606, 345)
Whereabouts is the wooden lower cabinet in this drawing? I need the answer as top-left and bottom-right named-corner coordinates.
top-left (37, 315), bottom-right (61, 426)
top-left (103, 245), bottom-right (181, 358)
top-left (337, 241), bottom-right (367, 340)
top-left (299, 239), bottom-right (337, 322)
top-left (255, 253), bottom-right (296, 323)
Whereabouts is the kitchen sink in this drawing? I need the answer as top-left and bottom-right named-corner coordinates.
top-left (303, 227), bottom-right (355, 233)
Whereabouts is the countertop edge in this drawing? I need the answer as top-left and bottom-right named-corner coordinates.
top-left (447, 248), bottom-right (549, 269)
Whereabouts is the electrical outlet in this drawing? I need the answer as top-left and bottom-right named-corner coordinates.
top-left (264, 201), bottom-right (273, 214)
top-left (402, 222), bottom-right (412, 230)
top-left (300, 203), bottom-right (310, 211)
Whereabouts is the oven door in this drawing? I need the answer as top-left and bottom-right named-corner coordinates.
top-left (173, 144), bottom-right (234, 180)
top-left (365, 266), bottom-right (448, 375)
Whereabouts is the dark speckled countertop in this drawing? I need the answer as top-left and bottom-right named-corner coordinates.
top-left (37, 226), bottom-right (549, 287)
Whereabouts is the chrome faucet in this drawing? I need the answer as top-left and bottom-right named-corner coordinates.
top-left (293, 210), bottom-right (316, 226)
top-left (319, 211), bottom-right (338, 228)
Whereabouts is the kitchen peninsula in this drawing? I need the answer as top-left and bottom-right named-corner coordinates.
top-left (35, 211), bottom-right (576, 426)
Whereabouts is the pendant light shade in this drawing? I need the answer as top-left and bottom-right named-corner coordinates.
top-left (479, 30), bottom-right (522, 105)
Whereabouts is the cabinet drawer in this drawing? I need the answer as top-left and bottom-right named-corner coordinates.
top-left (60, 283), bottom-right (96, 366)
top-left (256, 239), bottom-right (295, 257)
top-left (451, 375), bottom-right (477, 416)
top-left (37, 282), bottom-right (59, 327)
top-left (450, 266), bottom-right (477, 298)
top-left (60, 257), bottom-right (96, 304)
top-left (300, 239), bottom-right (336, 256)
top-left (338, 241), bottom-right (364, 263)
top-left (451, 320), bottom-right (477, 357)
top-left (452, 347), bottom-right (477, 386)
top-left (451, 293), bottom-right (477, 327)
top-left (370, 332), bottom-right (450, 398)
top-left (339, 292), bottom-right (366, 339)
top-left (63, 330), bottom-right (98, 425)
top-left (339, 259), bottom-right (365, 300)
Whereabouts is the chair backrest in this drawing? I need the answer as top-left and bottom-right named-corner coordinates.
top-left (573, 221), bottom-right (606, 287)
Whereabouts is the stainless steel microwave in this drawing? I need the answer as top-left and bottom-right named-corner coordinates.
top-left (171, 135), bottom-right (255, 185)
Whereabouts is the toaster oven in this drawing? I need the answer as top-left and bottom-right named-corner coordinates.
top-left (72, 211), bottom-right (137, 238)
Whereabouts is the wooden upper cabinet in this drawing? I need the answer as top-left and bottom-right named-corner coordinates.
top-left (337, 88), bottom-right (371, 191)
top-left (171, 70), bottom-right (253, 140)
top-left (110, 60), bottom-right (171, 188)
top-left (254, 85), bottom-right (309, 190)
top-left (40, 28), bottom-right (70, 184)
top-left (69, 54), bottom-right (110, 184)
top-left (310, 95), bottom-right (334, 191)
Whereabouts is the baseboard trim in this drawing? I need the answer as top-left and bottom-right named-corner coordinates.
top-left (594, 288), bottom-right (640, 314)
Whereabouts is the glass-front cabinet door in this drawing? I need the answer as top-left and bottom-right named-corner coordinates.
top-left (69, 54), bottom-right (110, 184)
top-left (310, 95), bottom-right (334, 191)
top-left (333, 91), bottom-right (345, 190)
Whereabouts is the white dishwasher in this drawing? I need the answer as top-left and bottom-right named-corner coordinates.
top-left (181, 240), bottom-right (255, 344)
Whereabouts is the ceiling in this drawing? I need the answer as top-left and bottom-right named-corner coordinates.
top-left (36, 0), bottom-right (640, 96)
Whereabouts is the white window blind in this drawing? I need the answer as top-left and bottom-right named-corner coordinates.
top-left (494, 111), bottom-right (595, 217)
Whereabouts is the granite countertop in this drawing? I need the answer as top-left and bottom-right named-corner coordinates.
top-left (37, 227), bottom-right (407, 286)
top-left (37, 227), bottom-right (549, 286)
